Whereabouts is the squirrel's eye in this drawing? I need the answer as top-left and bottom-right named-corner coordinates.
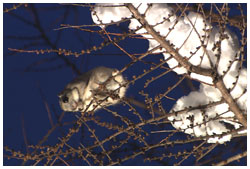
top-left (62, 96), bottom-right (69, 103)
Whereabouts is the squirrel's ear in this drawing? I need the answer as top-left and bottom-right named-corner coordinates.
top-left (58, 92), bottom-right (63, 98)
top-left (112, 69), bottom-right (119, 76)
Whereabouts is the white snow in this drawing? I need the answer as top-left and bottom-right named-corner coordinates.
top-left (91, 3), bottom-right (247, 144)
top-left (92, 3), bottom-right (131, 28)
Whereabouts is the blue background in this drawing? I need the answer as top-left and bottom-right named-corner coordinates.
top-left (3, 3), bottom-right (247, 166)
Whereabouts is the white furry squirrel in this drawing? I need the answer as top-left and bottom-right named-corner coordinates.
top-left (58, 66), bottom-right (127, 112)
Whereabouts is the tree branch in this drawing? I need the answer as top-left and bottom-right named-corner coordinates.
top-left (126, 3), bottom-right (247, 128)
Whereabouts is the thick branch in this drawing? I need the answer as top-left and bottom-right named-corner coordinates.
top-left (126, 3), bottom-right (247, 128)
top-left (214, 78), bottom-right (247, 127)
top-left (126, 4), bottom-right (213, 77)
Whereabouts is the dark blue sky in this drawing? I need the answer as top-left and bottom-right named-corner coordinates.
top-left (3, 3), bottom-right (247, 166)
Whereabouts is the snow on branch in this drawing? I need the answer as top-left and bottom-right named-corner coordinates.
top-left (92, 3), bottom-right (247, 143)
